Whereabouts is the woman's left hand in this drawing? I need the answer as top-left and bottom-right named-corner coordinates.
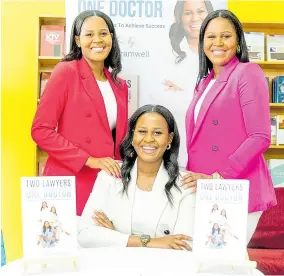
top-left (180, 172), bottom-right (212, 191)
top-left (92, 211), bottom-right (115, 230)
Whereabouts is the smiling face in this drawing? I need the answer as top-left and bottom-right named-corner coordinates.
top-left (75, 16), bottom-right (112, 66)
top-left (132, 112), bottom-right (174, 165)
top-left (203, 17), bottom-right (238, 67)
top-left (181, 0), bottom-right (208, 39)
top-left (42, 202), bottom-right (47, 208)
top-left (51, 207), bottom-right (56, 213)
top-left (44, 221), bottom-right (50, 228)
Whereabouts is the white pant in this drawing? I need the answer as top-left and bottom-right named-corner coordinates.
top-left (247, 211), bottom-right (263, 245)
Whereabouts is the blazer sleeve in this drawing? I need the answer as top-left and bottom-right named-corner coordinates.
top-left (31, 62), bottom-right (90, 174)
top-left (173, 192), bottom-right (195, 249)
top-left (217, 63), bottom-right (271, 179)
top-left (77, 171), bottom-right (130, 248)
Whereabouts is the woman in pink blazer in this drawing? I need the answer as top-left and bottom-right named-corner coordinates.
top-left (31, 10), bottom-right (128, 215)
top-left (181, 10), bottom-right (276, 243)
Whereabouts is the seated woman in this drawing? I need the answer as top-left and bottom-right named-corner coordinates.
top-left (78, 105), bottom-right (195, 250)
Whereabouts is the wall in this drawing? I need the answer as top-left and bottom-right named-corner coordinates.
top-left (1, 0), bottom-right (284, 263)
top-left (1, 0), bottom-right (65, 262)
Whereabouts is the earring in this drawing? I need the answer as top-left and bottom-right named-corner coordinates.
top-left (167, 144), bottom-right (171, 150)
top-left (77, 44), bottom-right (81, 48)
top-left (237, 45), bottom-right (240, 53)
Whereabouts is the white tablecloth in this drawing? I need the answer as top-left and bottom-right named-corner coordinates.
top-left (0, 248), bottom-right (265, 276)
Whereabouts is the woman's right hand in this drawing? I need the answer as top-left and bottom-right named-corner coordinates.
top-left (85, 157), bottom-right (121, 178)
top-left (148, 234), bottom-right (192, 251)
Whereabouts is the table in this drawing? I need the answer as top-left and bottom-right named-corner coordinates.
top-left (0, 248), bottom-right (265, 276)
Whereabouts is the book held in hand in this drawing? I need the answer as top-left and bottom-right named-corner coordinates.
top-left (193, 179), bottom-right (249, 262)
top-left (21, 176), bottom-right (77, 260)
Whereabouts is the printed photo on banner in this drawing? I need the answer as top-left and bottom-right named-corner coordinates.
top-left (65, 0), bottom-right (227, 167)
top-left (21, 176), bottom-right (77, 259)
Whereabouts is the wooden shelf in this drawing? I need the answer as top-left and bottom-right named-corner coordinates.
top-left (39, 16), bottom-right (65, 26)
top-left (269, 145), bottom-right (284, 149)
top-left (38, 56), bottom-right (62, 67)
top-left (242, 22), bottom-right (284, 30)
top-left (270, 103), bottom-right (284, 107)
top-left (252, 61), bottom-right (284, 69)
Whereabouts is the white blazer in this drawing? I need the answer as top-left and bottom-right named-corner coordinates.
top-left (78, 160), bottom-right (196, 248)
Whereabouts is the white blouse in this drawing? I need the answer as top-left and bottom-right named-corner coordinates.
top-left (194, 79), bottom-right (216, 124)
top-left (131, 188), bottom-right (154, 236)
top-left (97, 80), bottom-right (117, 130)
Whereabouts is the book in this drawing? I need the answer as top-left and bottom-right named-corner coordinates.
top-left (40, 72), bottom-right (52, 98)
top-left (267, 34), bottom-right (284, 61)
top-left (268, 159), bottom-right (284, 188)
top-left (40, 25), bottom-right (65, 57)
top-left (120, 74), bottom-right (139, 118)
top-left (271, 116), bottom-right (277, 145)
top-left (244, 32), bottom-right (264, 61)
top-left (193, 179), bottom-right (249, 261)
top-left (272, 76), bottom-right (284, 103)
top-left (21, 176), bottom-right (77, 260)
top-left (276, 115), bottom-right (284, 145)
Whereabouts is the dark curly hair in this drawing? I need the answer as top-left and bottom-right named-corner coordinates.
top-left (119, 105), bottom-right (180, 205)
top-left (62, 10), bottom-right (122, 84)
top-left (197, 9), bottom-right (249, 83)
top-left (169, 0), bottom-right (214, 64)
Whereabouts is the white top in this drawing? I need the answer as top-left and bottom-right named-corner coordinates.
top-left (194, 79), bottom-right (216, 124)
top-left (131, 188), bottom-right (153, 236)
top-left (97, 80), bottom-right (117, 130)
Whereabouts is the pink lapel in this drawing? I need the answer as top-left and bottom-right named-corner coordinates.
top-left (188, 57), bottom-right (240, 144)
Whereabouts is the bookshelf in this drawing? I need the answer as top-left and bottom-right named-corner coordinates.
top-left (242, 22), bottom-right (284, 160)
top-left (35, 15), bottom-right (66, 175)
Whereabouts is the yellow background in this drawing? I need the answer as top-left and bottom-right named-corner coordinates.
top-left (2, 0), bottom-right (284, 263)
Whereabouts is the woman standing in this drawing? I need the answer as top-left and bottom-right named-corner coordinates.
top-left (32, 10), bottom-right (128, 215)
top-left (181, 10), bottom-right (276, 243)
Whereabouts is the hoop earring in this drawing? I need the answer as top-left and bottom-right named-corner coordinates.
top-left (167, 144), bottom-right (171, 150)
top-left (237, 45), bottom-right (240, 54)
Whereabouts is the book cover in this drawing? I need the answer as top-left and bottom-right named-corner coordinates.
top-left (276, 115), bottom-right (284, 145)
top-left (267, 35), bottom-right (284, 61)
top-left (120, 74), bottom-right (139, 118)
top-left (244, 32), bottom-right (264, 61)
top-left (268, 159), bottom-right (284, 187)
top-left (272, 76), bottom-right (284, 103)
top-left (271, 116), bottom-right (277, 145)
top-left (40, 25), bottom-right (65, 57)
top-left (21, 176), bottom-right (77, 260)
top-left (40, 72), bottom-right (52, 98)
top-left (193, 179), bottom-right (249, 261)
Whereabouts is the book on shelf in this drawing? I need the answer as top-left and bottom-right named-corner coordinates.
top-left (272, 76), bottom-right (284, 103)
top-left (276, 115), bottom-right (284, 145)
top-left (21, 176), bottom-right (78, 260)
top-left (40, 72), bottom-right (52, 98)
top-left (40, 25), bottom-right (65, 57)
top-left (268, 159), bottom-right (284, 188)
top-left (267, 34), bottom-right (284, 61)
top-left (244, 32), bottom-right (264, 61)
top-left (193, 179), bottom-right (249, 261)
top-left (271, 116), bottom-right (277, 145)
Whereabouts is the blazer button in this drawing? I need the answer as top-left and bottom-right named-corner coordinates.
top-left (212, 145), bottom-right (218, 151)
top-left (85, 137), bottom-right (91, 143)
top-left (86, 113), bottom-right (92, 117)
top-left (213, 120), bottom-right (218, 125)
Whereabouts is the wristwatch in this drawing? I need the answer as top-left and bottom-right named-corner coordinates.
top-left (140, 234), bottom-right (151, 247)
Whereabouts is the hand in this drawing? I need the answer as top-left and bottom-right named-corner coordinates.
top-left (86, 157), bottom-right (121, 178)
top-left (92, 211), bottom-right (115, 230)
top-left (163, 79), bottom-right (184, 91)
top-left (180, 171), bottom-right (212, 191)
top-left (148, 234), bottom-right (192, 251)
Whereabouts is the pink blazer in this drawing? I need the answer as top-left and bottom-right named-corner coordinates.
top-left (32, 57), bottom-right (128, 215)
top-left (186, 57), bottom-right (276, 212)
